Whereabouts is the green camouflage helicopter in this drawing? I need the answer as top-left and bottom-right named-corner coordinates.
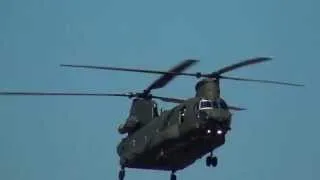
top-left (0, 57), bottom-right (303, 180)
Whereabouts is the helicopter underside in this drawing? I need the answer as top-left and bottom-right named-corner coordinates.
top-left (123, 126), bottom-right (226, 171)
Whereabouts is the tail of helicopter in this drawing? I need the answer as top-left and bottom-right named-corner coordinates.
top-left (118, 98), bottom-right (159, 134)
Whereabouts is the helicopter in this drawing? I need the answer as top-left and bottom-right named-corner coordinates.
top-left (0, 57), bottom-right (304, 180)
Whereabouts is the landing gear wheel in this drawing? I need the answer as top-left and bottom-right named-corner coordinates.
top-left (170, 171), bottom-right (177, 180)
top-left (118, 168), bottom-right (125, 180)
top-left (211, 156), bottom-right (218, 167)
top-left (170, 174), bottom-right (176, 180)
top-left (206, 156), bottom-right (211, 167)
top-left (205, 155), bottom-right (218, 167)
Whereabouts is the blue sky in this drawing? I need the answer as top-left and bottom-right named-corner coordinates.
top-left (0, 0), bottom-right (319, 180)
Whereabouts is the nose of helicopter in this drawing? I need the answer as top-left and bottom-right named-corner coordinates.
top-left (198, 109), bottom-right (231, 122)
top-left (197, 109), bottom-right (232, 133)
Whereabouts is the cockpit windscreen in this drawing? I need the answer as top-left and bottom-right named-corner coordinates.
top-left (199, 99), bottom-right (228, 110)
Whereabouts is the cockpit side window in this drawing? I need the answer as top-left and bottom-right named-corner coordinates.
top-left (212, 101), bottom-right (218, 108)
top-left (218, 99), bottom-right (228, 109)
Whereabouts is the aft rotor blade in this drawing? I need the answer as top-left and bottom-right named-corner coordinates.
top-left (211, 57), bottom-right (272, 76)
top-left (220, 75), bottom-right (304, 87)
top-left (151, 95), bottom-right (185, 103)
top-left (0, 91), bottom-right (187, 104)
top-left (0, 91), bottom-right (134, 97)
top-left (143, 59), bottom-right (199, 94)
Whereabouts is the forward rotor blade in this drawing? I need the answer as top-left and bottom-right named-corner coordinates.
top-left (61, 60), bottom-right (199, 95)
top-left (144, 59), bottom-right (199, 94)
top-left (211, 57), bottom-right (272, 76)
top-left (60, 57), bottom-right (273, 79)
top-left (220, 75), bottom-right (304, 87)
top-left (228, 105), bottom-right (247, 111)
top-left (60, 64), bottom-right (178, 75)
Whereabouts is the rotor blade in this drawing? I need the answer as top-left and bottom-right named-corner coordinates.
top-left (228, 105), bottom-right (247, 111)
top-left (143, 59), bottom-right (199, 94)
top-left (61, 60), bottom-right (199, 95)
top-left (151, 95), bottom-right (185, 103)
top-left (220, 75), bottom-right (304, 87)
top-left (210, 57), bottom-right (272, 76)
top-left (0, 91), bottom-right (187, 104)
top-left (60, 64), bottom-right (198, 78)
top-left (0, 91), bottom-right (135, 97)
top-left (60, 64), bottom-right (181, 75)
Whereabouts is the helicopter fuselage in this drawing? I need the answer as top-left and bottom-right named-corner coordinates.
top-left (0, 57), bottom-right (303, 180)
top-left (117, 97), bottom-right (231, 171)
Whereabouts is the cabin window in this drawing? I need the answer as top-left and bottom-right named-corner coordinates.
top-left (179, 106), bottom-right (186, 124)
top-left (153, 103), bottom-right (159, 117)
top-left (132, 139), bottom-right (136, 147)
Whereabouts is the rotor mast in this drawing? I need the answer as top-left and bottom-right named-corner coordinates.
top-left (195, 78), bottom-right (220, 99)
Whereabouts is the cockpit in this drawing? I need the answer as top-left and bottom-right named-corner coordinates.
top-left (199, 98), bottom-right (228, 110)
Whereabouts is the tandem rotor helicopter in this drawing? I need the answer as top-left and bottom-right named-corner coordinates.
top-left (0, 57), bottom-right (303, 180)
